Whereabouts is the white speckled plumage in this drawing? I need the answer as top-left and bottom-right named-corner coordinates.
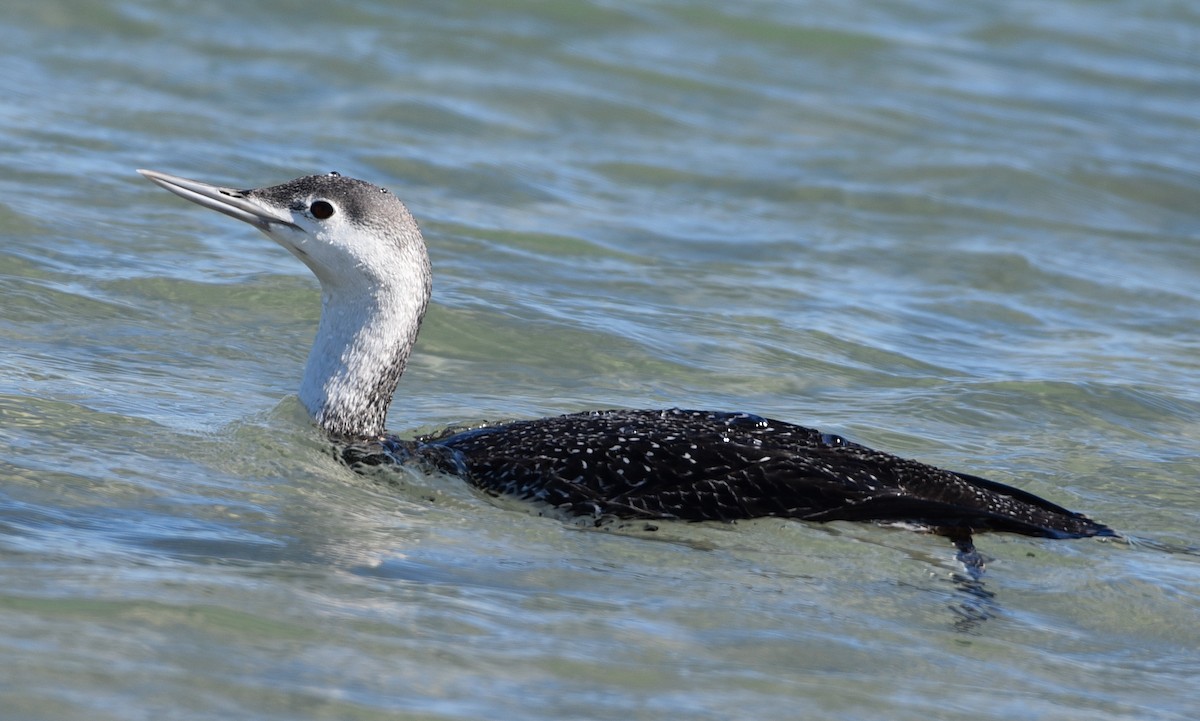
top-left (140, 169), bottom-right (1114, 540)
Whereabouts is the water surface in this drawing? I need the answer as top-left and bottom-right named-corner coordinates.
top-left (1, 1), bottom-right (1198, 719)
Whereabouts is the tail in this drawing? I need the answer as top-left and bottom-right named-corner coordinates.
top-left (804, 470), bottom-right (1115, 539)
top-left (948, 471), bottom-right (1115, 539)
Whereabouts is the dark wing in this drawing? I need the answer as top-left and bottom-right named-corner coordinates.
top-left (421, 409), bottom-right (1113, 538)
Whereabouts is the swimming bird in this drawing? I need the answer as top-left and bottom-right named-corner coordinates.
top-left (137, 169), bottom-right (1113, 541)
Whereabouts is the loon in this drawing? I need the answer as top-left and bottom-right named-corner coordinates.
top-left (138, 169), bottom-right (1113, 541)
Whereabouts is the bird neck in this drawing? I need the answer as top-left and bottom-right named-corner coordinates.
top-left (298, 272), bottom-right (431, 440)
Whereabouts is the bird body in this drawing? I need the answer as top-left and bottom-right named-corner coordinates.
top-left (340, 408), bottom-right (1108, 538)
top-left (138, 169), bottom-right (1113, 541)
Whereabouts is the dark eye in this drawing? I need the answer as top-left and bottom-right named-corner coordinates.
top-left (310, 200), bottom-right (335, 219)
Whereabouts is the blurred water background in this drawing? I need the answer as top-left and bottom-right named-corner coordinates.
top-left (1, 1), bottom-right (1198, 719)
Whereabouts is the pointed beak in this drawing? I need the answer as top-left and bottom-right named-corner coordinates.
top-left (137, 169), bottom-right (299, 232)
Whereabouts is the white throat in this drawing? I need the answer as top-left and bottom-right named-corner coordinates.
top-left (299, 276), bottom-right (429, 438)
top-left (287, 212), bottom-right (433, 439)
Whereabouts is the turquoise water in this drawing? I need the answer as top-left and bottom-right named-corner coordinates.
top-left (2, 1), bottom-right (1198, 719)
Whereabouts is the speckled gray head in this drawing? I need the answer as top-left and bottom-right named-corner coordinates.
top-left (139, 169), bottom-right (433, 437)
top-left (252, 171), bottom-right (411, 237)
top-left (138, 169), bottom-right (428, 293)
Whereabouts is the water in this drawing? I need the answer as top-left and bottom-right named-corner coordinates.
top-left (2, 0), bottom-right (1198, 718)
